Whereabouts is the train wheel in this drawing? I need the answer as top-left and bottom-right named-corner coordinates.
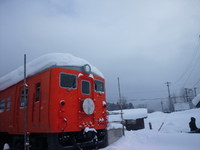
top-left (14, 140), bottom-right (24, 150)
top-left (98, 133), bottom-right (108, 149)
top-left (0, 141), bottom-right (3, 150)
top-left (47, 134), bottom-right (64, 150)
top-left (31, 137), bottom-right (48, 150)
top-left (91, 135), bottom-right (99, 150)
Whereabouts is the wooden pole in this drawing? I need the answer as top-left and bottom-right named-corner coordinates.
top-left (23, 54), bottom-right (29, 150)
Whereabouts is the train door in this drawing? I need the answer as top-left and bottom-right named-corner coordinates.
top-left (32, 82), bottom-right (41, 128)
top-left (78, 75), bottom-right (95, 127)
top-left (16, 86), bottom-right (28, 133)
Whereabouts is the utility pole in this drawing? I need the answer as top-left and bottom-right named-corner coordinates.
top-left (165, 82), bottom-right (173, 112)
top-left (117, 77), bottom-right (125, 136)
top-left (23, 54), bottom-right (29, 150)
top-left (185, 88), bottom-right (189, 102)
top-left (194, 87), bottom-right (197, 97)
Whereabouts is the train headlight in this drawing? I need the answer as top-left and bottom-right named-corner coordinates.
top-left (83, 64), bottom-right (91, 74)
top-left (83, 98), bottom-right (95, 115)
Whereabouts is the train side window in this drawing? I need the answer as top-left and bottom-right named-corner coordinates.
top-left (0, 99), bottom-right (5, 113)
top-left (6, 97), bottom-right (11, 111)
top-left (82, 80), bottom-right (90, 95)
top-left (60, 73), bottom-right (77, 89)
top-left (95, 80), bottom-right (105, 93)
top-left (35, 83), bottom-right (41, 102)
top-left (20, 88), bottom-right (28, 108)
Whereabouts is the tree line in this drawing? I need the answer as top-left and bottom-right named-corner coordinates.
top-left (107, 97), bottom-right (134, 111)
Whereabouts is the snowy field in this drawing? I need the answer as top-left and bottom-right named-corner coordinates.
top-left (102, 108), bottom-right (200, 150)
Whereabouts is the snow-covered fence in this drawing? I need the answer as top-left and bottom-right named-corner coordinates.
top-left (107, 128), bottom-right (123, 145)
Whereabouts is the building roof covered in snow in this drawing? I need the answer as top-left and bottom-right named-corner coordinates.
top-left (0, 53), bottom-right (104, 91)
top-left (109, 108), bottom-right (148, 120)
top-left (192, 94), bottom-right (200, 108)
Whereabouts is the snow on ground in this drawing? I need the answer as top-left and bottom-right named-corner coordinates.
top-left (0, 53), bottom-right (103, 91)
top-left (102, 108), bottom-right (200, 150)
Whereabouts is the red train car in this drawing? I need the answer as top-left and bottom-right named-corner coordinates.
top-left (0, 54), bottom-right (108, 150)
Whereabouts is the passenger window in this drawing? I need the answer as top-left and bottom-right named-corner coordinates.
top-left (20, 88), bottom-right (28, 108)
top-left (82, 80), bottom-right (90, 95)
top-left (60, 73), bottom-right (77, 89)
top-left (7, 97), bottom-right (11, 111)
top-left (35, 83), bottom-right (41, 102)
top-left (0, 99), bottom-right (5, 113)
top-left (95, 80), bottom-right (105, 93)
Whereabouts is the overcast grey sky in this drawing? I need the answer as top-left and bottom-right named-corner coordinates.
top-left (1, 0), bottom-right (200, 105)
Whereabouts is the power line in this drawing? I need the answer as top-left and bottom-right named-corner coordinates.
top-left (183, 53), bottom-right (200, 87)
top-left (174, 45), bottom-right (199, 85)
top-left (118, 88), bottom-right (182, 94)
top-left (192, 78), bottom-right (200, 88)
top-left (173, 35), bottom-right (200, 87)
top-left (128, 95), bottom-right (190, 102)
top-left (182, 35), bottom-right (200, 87)
top-left (129, 97), bottom-right (168, 101)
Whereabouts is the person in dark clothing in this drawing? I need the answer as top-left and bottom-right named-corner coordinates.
top-left (189, 117), bottom-right (198, 131)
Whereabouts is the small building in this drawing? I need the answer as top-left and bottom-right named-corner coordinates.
top-left (108, 108), bottom-right (147, 131)
top-left (124, 118), bottom-right (145, 131)
top-left (122, 108), bottom-right (147, 131)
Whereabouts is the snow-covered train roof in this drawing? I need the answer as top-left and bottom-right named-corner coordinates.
top-left (0, 53), bottom-right (104, 91)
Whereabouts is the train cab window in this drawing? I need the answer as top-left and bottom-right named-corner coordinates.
top-left (95, 80), bottom-right (105, 93)
top-left (60, 73), bottom-right (77, 89)
top-left (35, 83), bottom-right (41, 102)
top-left (20, 88), bottom-right (28, 108)
top-left (6, 97), bottom-right (11, 111)
top-left (82, 80), bottom-right (90, 95)
top-left (0, 99), bottom-right (5, 113)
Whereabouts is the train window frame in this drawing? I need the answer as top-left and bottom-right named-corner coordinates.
top-left (35, 82), bottom-right (41, 102)
top-left (94, 80), bottom-right (105, 93)
top-left (20, 88), bottom-right (28, 108)
top-left (60, 73), bottom-right (77, 89)
top-left (0, 99), bottom-right (5, 113)
top-left (6, 97), bottom-right (11, 111)
top-left (81, 80), bottom-right (90, 95)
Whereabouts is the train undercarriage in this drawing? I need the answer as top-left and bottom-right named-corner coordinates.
top-left (0, 129), bottom-right (108, 150)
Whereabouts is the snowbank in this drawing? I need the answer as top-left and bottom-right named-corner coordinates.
top-left (104, 108), bottom-right (200, 150)
top-left (0, 53), bottom-right (103, 91)
top-left (146, 109), bottom-right (200, 133)
top-left (102, 130), bottom-right (200, 150)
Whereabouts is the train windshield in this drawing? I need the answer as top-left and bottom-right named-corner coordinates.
top-left (82, 80), bottom-right (90, 94)
top-left (95, 80), bottom-right (104, 93)
top-left (60, 73), bottom-right (77, 89)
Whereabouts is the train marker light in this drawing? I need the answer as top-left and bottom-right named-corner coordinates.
top-left (83, 64), bottom-right (91, 74)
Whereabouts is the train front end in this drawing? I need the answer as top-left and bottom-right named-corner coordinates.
top-left (49, 64), bottom-right (107, 149)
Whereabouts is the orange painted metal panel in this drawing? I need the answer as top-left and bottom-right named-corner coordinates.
top-left (0, 67), bottom-right (107, 135)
